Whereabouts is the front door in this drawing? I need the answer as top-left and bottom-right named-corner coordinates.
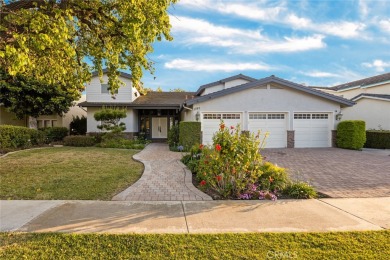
top-left (152, 117), bottom-right (168, 139)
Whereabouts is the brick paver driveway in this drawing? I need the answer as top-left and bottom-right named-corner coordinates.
top-left (262, 148), bottom-right (390, 198)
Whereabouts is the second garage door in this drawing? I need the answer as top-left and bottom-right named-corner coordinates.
top-left (294, 113), bottom-right (331, 147)
top-left (202, 113), bottom-right (242, 145)
top-left (248, 113), bottom-right (287, 148)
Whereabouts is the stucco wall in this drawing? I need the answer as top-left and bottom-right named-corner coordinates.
top-left (86, 75), bottom-right (139, 103)
top-left (342, 98), bottom-right (390, 130)
top-left (188, 87), bottom-right (340, 130)
top-left (0, 107), bottom-right (26, 126)
top-left (62, 95), bottom-right (87, 130)
top-left (336, 84), bottom-right (390, 99)
top-left (87, 107), bottom-right (138, 133)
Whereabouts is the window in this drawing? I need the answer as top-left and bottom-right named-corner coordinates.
top-left (222, 113), bottom-right (240, 119)
top-left (249, 113), bottom-right (267, 120)
top-left (203, 114), bottom-right (222, 119)
top-left (268, 114), bottom-right (285, 119)
top-left (294, 114), bottom-right (311, 119)
top-left (101, 84), bottom-right (118, 94)
top-left (312, 114), bottom-right (328, 119)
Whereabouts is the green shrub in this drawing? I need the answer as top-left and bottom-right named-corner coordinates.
top-left (0, 125), bottom-right (44, 149)
top-left (283, 181), bottom-right (317, 199)
top-left (168, 124), bottom-right (179, 148)
top-left (258, 162), bottom-right (289, 192)
top-left (181, 144), bottom-right (202, 173)
top-left (40, 127), bottom-right (68, 142)
top-left (63, 136), bottom-right (96, 147)
top-left (94, 108), bottom-right (127, 133)
top-left (98, 134), bottom-right (146, 149)
top-left (365, 130), bottom-right (390, 149)
top-left (337, 120), bottom-right (366, 150)
top-left (70, 116), bottom-right (87, 135)
top-left (179, 121), bottom-right (201, 151)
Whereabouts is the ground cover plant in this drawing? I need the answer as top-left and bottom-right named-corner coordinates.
top-left (0, 231), bottom-right (388, 259)
top-left (182, 121), bottom-right (317, 200)
top-left (0, 147), bottom-right (143, 200)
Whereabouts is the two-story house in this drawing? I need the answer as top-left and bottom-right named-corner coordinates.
top-left (79, 70), bottom-right (193, 140)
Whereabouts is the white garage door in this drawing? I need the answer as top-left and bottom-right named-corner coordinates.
top-left (202, 113), bottom-right (242, 145)
top-left (294, 113), bottom-right (331, 148)
top-left (248, 113), bottom-right (287, 148)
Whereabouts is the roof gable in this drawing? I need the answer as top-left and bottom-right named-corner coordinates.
top-left (195, 74), bottom-right (257, 95)
top-left (186, 75), bottom-right (355, 107)
top-left (351, 93), bottom-right (390, 102)
top-left (91, 69), bottom-right (132, 79)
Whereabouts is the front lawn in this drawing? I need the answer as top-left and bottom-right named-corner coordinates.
top-left (0, 147), bottom-right (143, 200)
top-left (0, 231), bottom-right (388, 259)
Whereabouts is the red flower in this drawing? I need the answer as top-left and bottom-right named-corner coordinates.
top-left (216, 175), bottom-right (222, 181)
top-left (199, 144), bottom-right (204, 149)
top-left (215, 144), bottom-right (221, 151)
top-left (220, 123), bottom-right (225, 130)
top-left (230, 126), bottom-right (234, 129)
top-left (200, 180), bottom-right (207, 186)
top-left (269, 176), bottom-right (274, 183)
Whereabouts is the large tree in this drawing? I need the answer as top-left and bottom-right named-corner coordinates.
top-left (0, 68), bottom-right (82, 118)
top-left (0, 0), bottom-right (177, 93)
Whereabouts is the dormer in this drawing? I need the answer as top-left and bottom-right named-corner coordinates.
top-left (86, 70), bottom-right (140, 103)
top-left (195, 74), bottom-right (257, 96)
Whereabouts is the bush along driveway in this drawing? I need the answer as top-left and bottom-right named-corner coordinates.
top-left (0, 147), bottom-right (143, 200)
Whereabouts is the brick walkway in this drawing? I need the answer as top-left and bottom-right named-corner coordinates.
top-left (262, 148), bottom-right (390, 198)
top-left (112, 143), bottom-right (212, 201)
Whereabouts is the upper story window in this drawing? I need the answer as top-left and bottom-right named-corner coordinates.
top-left (101, 84), bottom-right (118, 94)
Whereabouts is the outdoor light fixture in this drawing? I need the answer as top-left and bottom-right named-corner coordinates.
top-left (196, 111), bottom-right (200, 121)
top-left (335, 112), bottom-right (343, 121)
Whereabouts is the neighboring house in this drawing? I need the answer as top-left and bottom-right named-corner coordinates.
top-left (81, 72), bottom-right (354, 148)
top-left (312, 72), bottom-right (390, 130)
top-left (0, 95), bottom-right (86, 130)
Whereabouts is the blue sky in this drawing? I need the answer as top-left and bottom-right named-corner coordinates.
top-left (141, 0), bottom-right (390, 91)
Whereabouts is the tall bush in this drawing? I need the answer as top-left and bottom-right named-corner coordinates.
top-left (179, 121), bottom-right (201, 151)
top-left (70, 116), bottom-right (87, 135)
top-left (168, 124), bottom-right (179, 148)
top-left (365, 130), bottom-right (390, 149)
top-left (337, 120), bottom-right (366, 150)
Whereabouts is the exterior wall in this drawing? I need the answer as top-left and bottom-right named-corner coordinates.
top-left (0, 107), bottom-right (26, 126)
top-left (202, 78), bottom-right (251, 95)
top-left (190, 87), bottom-right (340, 130)
top-left (87, 107), bottom-right (138, 133)
top-left (36, 115), bottom-right (63, 128)
top-left (336, 84), bottom-right (390, 99)
top-left (342, 98), bottom-right (390, 130)
top-left (62, 95), bottom-right (87, 130)
top-left (86, 75), bottom-right (139, 103)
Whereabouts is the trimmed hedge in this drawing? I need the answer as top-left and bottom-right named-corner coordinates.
top-left (179, 121), bottom-right (201, 151)
top-left (337, 120), bottom-right (366, 150)
top-left (40, 127), bottom-right (68, 142)
top-left (0, 125), bottom-right (45, 149)
top-left (168, 124), bottom-right (179, 148)
top-left (365, 130), bottom-right (390, 149)
top-left (63, 136), bottom-right (96, 147)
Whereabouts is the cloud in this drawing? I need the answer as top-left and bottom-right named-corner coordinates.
top-left (359, 0), bottom-right (369, 18)
top-left (164, 59), bottom-right (272, 72)
top-left (178, 0), bottom-right (366, 39)
top-left (170, 16), bottom-right (326, 53)
top-left (362, 59), bottom-right (390, 72)
top-left (302, 71), bottom-right (342, 78)
top-left (378, 19), bottom-right (390, 33)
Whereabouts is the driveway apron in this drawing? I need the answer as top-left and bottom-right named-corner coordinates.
top-left (112, 143), bottom-right (211, 201)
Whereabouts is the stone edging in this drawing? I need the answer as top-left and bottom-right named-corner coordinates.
top-left (178, 160), bottom-right (213, 201)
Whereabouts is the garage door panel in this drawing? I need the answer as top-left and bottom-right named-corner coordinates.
top-left (294, 113), bottom-right (330, 148)
top-left (248, 113), bottom-right (287, 148)
top-left (202, 113), bottom-right (242, 145)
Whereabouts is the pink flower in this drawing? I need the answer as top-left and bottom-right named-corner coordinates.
top-left (230, 126), bottom-right (234, 129)
top-left (215, 144), bottom-right (221, 151)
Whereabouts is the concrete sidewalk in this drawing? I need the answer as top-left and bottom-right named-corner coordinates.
top-left (1, 198), bottom-right (388, 233)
